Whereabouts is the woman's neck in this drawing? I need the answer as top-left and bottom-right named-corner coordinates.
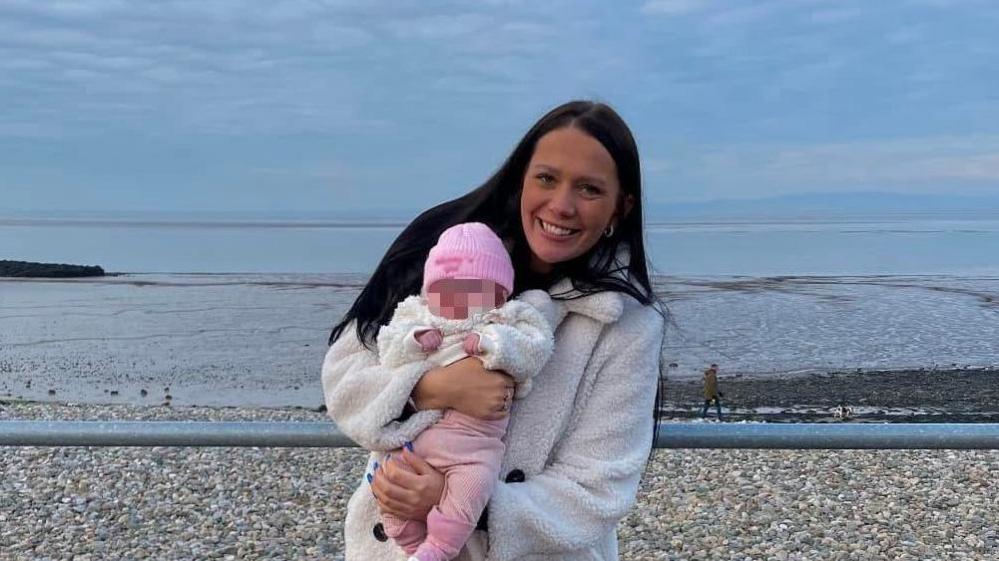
top-left (517, 267), bottom-right (560, 293)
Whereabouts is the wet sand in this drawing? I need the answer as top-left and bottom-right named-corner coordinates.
top-left (6, 365), bottom-right (998, 424)
top-left (663, 367), bottom-right (999, 423)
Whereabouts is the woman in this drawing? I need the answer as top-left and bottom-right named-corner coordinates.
top-left (322, 100), bottom-right (666, 560)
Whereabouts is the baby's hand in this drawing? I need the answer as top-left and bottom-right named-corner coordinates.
top-left (462, 332), bottom-right (481, 356)
top-left (415, 329), bottom-right (444, 352)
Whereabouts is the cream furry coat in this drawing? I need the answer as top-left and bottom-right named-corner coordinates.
top-left (321, 278), bottom-right (666, 561)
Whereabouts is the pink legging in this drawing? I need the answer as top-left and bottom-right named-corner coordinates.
top-left (381, 409), bottom-right (509, 561)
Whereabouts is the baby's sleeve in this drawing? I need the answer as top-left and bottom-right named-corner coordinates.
top-left (377, 296), bottom-right (432, 368)
top-left (476, 296), bottom-right (555, 397)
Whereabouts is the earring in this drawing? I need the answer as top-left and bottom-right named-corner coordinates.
top-left (603, 224), bottom-right (615, 238)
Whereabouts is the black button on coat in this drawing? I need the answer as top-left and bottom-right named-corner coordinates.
top-left (504, 469), bottom-right (526, 483)
top-left (372, 522), bottom-right (388, 542)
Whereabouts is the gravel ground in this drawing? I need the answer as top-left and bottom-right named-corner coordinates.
top-left (2, 402), bottom-right (998, 560)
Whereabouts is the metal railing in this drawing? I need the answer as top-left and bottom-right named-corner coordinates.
top-left (2, 421), bottom-right (999, 449)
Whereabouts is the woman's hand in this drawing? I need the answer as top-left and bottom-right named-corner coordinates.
top-left (370, 447), bottom-right (444, 520)
top-left (412, 356), bottom-right (514, 420)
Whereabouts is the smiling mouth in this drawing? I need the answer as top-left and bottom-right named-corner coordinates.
top-left (537, 218), bottom-right (581, 238)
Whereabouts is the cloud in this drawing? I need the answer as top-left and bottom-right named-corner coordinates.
top-left (0, 121), bottom-right (67, 140)
top-left (701, 2), bottom-right (783, 27)
top-left (0, 1), bottom-right (579, 140)
top-left (640, 0), bottom-right (708, 16)
top-left (250, 164), bottom-right (350, 181)
top-left (907, 0), bottom-right (984, 7)
top-left (0, 1), bottom-right (391, 137)
top-left (641, 0), bottom-right (868, 35)
top-left (383, 13), bottom-right (493, 40)
top-left (893, 152), bottom-right (999, 182)
top-left (647, 135), bottom-right (999, 201)
top-left (644, 158), bottom-right (674, 174)
top-left (807, 7), bottom-right (862, 24)
top-left (767, 136), bottom-right (999, 182)
top-left (2, 0), bottom-right (129, 20)
top-left (3, 0), bottom-right (998, 212)
top-left (886, 25), bottom-right (924, 45)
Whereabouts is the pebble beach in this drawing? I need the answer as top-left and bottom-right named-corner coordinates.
top-left (3, 401), bottom-right (997, 560)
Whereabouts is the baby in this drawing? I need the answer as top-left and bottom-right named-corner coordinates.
top-left (375, 221), bottom-right (555, 561)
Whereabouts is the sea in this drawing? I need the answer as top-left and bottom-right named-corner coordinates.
top-left (2, 211), bottom-right (998, 408)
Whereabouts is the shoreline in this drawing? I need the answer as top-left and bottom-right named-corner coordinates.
top-left (663, 367), bottom-right (999, 423)
top-left (4, 367), bottom-right (999, 423)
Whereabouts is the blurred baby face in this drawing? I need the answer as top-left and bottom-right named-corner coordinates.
top-left (426, 279), bottom-right (508, 320)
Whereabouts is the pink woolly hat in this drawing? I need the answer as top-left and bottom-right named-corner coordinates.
top-left (422, 222), bottom-right (514, 296)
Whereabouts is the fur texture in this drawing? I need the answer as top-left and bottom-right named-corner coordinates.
top-left (375, 290), bottom-right (556, 398)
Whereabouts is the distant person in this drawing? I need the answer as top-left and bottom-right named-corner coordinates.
top-left (701, 363), bottom-right (724, 419)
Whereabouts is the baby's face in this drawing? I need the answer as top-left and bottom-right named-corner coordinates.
top-left (426, 279), bottom-right (508, 320)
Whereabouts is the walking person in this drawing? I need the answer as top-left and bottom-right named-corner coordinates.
top-left (701, 363), bottom-right (724, 419)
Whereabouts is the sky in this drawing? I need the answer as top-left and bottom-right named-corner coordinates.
top-left (1, 0), bottom-right (998, 214)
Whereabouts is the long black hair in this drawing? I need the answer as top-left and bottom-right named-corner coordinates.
top-left (328, 100), bottom-right (666, 443)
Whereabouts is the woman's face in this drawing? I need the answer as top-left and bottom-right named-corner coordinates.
top-left (520, 126), bottom-right (631, 273)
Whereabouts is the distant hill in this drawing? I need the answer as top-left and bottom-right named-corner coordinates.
top-left (647, 192), bottom-right (999, 221)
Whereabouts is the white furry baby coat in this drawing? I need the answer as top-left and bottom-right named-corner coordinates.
top-left (321, 278), bottom-right (666, 561)
top-left (376, 291), bottom-right (555, 398)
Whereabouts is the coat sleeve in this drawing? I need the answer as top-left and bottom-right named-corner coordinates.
top-left (476, 300), bottom-right (554, 398)
top-left (485, 305), bottom-right (665, 560)
top-left (377, 297), bottom-right (433, 368)
top-left (321, 320), bottom-right (442, 452)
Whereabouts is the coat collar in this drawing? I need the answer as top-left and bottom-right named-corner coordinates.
top-left (540, 244), bottom-right (635, 326)
top-left (528, 244), bottom-right (631, 328)
top-left (547, 277), bottom-right (624, 325)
